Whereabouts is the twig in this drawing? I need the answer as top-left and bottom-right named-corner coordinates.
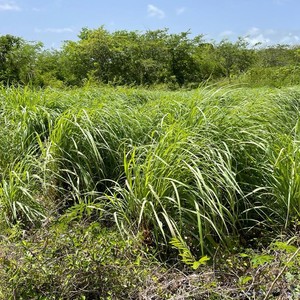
top-left (263, 247), bottom-right (300, 300)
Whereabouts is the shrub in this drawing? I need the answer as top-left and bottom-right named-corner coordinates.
top-left (0, 220), bottom-right (154, 299)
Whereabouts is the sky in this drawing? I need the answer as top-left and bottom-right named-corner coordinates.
top-left (0, 0), bottom-right (299, 49)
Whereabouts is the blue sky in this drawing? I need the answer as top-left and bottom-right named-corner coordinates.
top-left (0, 0), bottom-right (299, 49)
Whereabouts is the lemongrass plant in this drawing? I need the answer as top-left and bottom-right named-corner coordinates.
top-left (1, 85), bottom-right (300, 257)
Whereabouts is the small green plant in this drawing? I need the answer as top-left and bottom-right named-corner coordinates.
top-left (170, 236), bottom-right (210, 269)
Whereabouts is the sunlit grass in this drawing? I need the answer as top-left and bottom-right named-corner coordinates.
top-left (0, 85), bottom-right (300, 258)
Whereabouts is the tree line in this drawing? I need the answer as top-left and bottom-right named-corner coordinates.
top-left (1, 26), bottom-right (300, 88)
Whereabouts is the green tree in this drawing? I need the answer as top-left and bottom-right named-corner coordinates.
top-left (216, 38), bottom-right (255, 80)
top-left (0, 34), bottom-right (42, 85)
top-left (0, 35), bottom-right (22, 83)
top-left (34, 49), bottom-right (65, 87)
top-left (166, 31), bottom-right (203, 86)
top-left (192, 42), bottom-right (223, 81)
top-left (256, 44), bottom-right (295, 67)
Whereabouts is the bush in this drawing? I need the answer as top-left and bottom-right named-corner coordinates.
top-left (241, 66), bottom-right (300, 87)
top-left (0, 220), bottom-right (154, 299)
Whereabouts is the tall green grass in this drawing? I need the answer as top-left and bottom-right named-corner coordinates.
top-left (0, 85), bottom-right (300, 258)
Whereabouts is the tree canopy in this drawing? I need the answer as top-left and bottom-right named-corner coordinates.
top-left (1, 27), bottom-right (300, 88)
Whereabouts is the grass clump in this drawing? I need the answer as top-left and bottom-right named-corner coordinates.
top-left (0, 85), bottom-right (300, 298)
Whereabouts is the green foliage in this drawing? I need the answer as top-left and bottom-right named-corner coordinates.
top-left (216, 37), bottom-right (255, 79)
top-left (0, 158), bottom-right (46, 227)
top-left (0, 85), bottom-right (300, 299)
top-left (240, 65), bottom-right (300, 87)
top-left (0, 34), bottom-right (42, 85)
top-left (0, 221), bottom-right (155, 299)
top-left (170, 236), bottom-right (210, 270)
top-left (1, 85), bottom-right (300, 260)
top-left (2, 29), bottom-right (300, 88)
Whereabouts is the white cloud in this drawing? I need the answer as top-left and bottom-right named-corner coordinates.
top-left (243, 27), bottom-right (300, 46)
top-left (176, 7), bottom-right (186, 15)
top-left (147, 4), bottom-right (165, 19)
top-left (244, 28), bottom-right (272, 46)
top-left (247, 27), bottom-right (260, 35)
top-left (280, 33), bottom-right (300, 44)
top-left (35, 27), bottom-right (73, 34)
top-left (217, 27), bottom-right (300, 46)
top-left (245, 34), bottom-right (271, 46)
top-left (0, 1), bottom-right (20, 11)
top-left (265, 29), bottom-right (276, 35)
top-left (220, 30), bottom-right (234, 37)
